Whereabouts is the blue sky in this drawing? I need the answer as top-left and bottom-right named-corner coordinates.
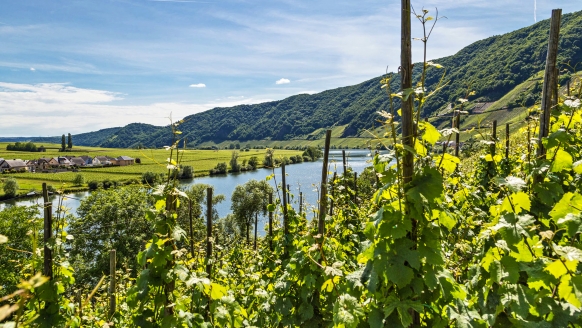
top-left (0, 0), bottom-right (579, 136)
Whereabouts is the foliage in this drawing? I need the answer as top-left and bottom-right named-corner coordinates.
top-left (68, 185), bottom-right (154, 285)
top-left (230, 179), bottom-right (274, 244)
top-left (2, 177), bottom-right (19, 197)
top-left (229, 150), bottom-right (241, 173)
top-left (302, 146), bottom-right (323, 161)
top-left (141, 171), bottom-right (160, 185)
top-left (0, 206), bottom-right (41, 297)
top-left (182, 165), bottom-right (194, 179)
top-left (5, 141), bottom-right (38, 152)
top-left (61, 134), bottom-right (66, 151)
top-left (67, 133), bottom-right (72, 149)
top-left (72, 173), bottom-right (85, 186)
top-left (210, 162), bottom-right (227, 175)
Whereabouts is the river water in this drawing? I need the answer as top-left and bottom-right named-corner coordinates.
top-left (0, 150), bottom-right (374, 219)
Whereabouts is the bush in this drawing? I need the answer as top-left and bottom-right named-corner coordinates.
top-left (142, 171), bottom-right (159, 185)
top-left (2, 177), bottom-right (19, 197)
top-left (135, 158), bottom-right (141, 164)
top-left (229, 151), bottom-right (241, 173)
top-left (73, 174), bottom-right (85, 186)
top-left (210, 162), bottom-right (227, 175)
top-left (102, 179), bottom-right (115, 189)
top-left (182, 165), bottom-right (194, 179)
top-left (87, 180), bottom-right (101, 190)
top-left (303, 146), bottom-right (323, 161)
top-left (248, 156), bottom-right (259, 170)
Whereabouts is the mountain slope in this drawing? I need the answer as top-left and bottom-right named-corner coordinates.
top-left (25, 10), bottom-right (582, 148)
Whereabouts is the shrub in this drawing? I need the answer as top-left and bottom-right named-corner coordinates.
top-left (142, 171), bottom-right (159, 185)
top-left (87, 180), bottom-right (101, 190)
top-left (210, 162), bottom-right (227, 175)
top-left (102, 179), bottom-right (115, 189)
top-left (248, 156), bottom-right (259, 170)
top-left (73, 174), bottom-right (85, 186)
top-left (182, 166), bottom-right (194, 179)
top-left (135, 158), bottom-right (141, 164)
top-left (2, 177), bottom-right (19, 197)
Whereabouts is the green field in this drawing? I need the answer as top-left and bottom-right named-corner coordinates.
top-left (0, 143), bottom-right (302, 197)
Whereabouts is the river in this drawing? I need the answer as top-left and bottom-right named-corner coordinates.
top-left (0, 150), bottom-right (374, 219)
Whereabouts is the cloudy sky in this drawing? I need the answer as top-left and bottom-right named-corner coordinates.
top-left (0, 0), bottom-right (579, 136)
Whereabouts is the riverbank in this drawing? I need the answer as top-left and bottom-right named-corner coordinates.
top-left (0, 144), bottom-right (302, 198)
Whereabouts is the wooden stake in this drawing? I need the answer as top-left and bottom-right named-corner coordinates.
top-left (42, 183), bottom-right (53, 280)
top-left (287, 184), bottom-right (290, 206)
top-left (206, 188), bottom-right (212, 277)
top-left (254, 213), bottom-right (258, 251)
top-left (281, 163), bottom-right (288, 236)
top-left (454, 113), bottom-right (460, 157)
top-left (318, 130), bottom-right (332, 236)
top-left (109, 249), bottom-right (116, 322)
top-left (299, 192), bottom-right (303, 216)
top-left (342, 150), bottom-right (347, 176)
top-left (353, 172), bottom-right (358, 205)
top-left (329, 172), bottom-right (336, 216)
top-left (538, 9), bottom-right (562, 157)
top-left (491, 120), bottom-right (497, 157)
top-left (188, 199), bottom-right (194, 259)
top-left (505, 123), bottom-right (510, 159)
top-left (268, 193), bottom-right (273, 251)
top-left (400, 0), bottom-right (414, 186)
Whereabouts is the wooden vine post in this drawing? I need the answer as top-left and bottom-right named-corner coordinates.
top-left (400, 1), bottom-right (419, 324)
top-left (505, 123), bottom-right (510, 159)
top-left (188, 199), bottom-right (194, 259)
top-left (400, 0), bottom-right (414, 188)
top-left (254, 213), bottom-right (258, 251)
top-left (206, 187), bottom-right (213, 277)
top-left (329, 172), bottom-right (336, 216)
top-left (109, 249), bottom-right (116, 322)
top-left (537, 9), bottom-right (562, 157)
top-left (317, 130), bottom-right (332, 237)
top-left (287, 184), bottom-right (291, 206)
top-left (299, 192), bottom-right (303, 216)
top-left (342, 150), bottom-right (347, 176)
top-left (491, 120), bottom-right (498, 157)
top-left (454, 112), bottom-right (460, 157)
top-left (164, 192), bottom-right (176, 317)
top-left (353, 172), bottom-right (358, 205)
top-left (42, 183), bottom-right (53, 280)
top-left (281, 163), bottom-right (288, 236)
top-left (268, 193), bottom-right (273, 251)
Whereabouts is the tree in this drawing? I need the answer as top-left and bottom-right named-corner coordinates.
top-left (3, 177), bottom-right (19, 197)
top-left (263, 148), bottom-right (275, 167)
top-left (67, 133), bottom-right (73, 149)
top-left (68, 186), bottom-right (154, 285)
top-left (302, 146), bottom-right (323, 161)
top-left (73, 173), bottom-right (85, 186)
top-left (61, 134), bottom-right (66, 151)
top-left (182, 165), bottom-right (194, 179)
top-left (229, 150), bottom-right (241, 172)
top-left (230, 179), bottom-right (273, 246)
top-left (142, 171), bottom-right (159, 185)
top-left (248, 156), bottom-right (259, 170)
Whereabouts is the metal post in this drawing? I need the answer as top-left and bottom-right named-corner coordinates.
top-left (109, 250), bottom-right (116, 322)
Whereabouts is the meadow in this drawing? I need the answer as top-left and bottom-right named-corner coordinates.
top-left (0, 143), bottom-right (302, 196)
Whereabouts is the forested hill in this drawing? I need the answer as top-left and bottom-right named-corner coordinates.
top-left (29, 10), bottom-right (582, 148)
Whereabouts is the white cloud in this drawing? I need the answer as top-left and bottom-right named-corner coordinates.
top-left (0, 82), bottom-right (270, 136)
top-left (30, 67), bottom-right (35, 71)
top-left (189, 83), bottom-right (206, 88)
top-left (275, 78), bottom-right (290, 85)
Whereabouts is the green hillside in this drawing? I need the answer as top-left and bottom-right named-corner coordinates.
top-left (18, 10), bottom-right (582, 148)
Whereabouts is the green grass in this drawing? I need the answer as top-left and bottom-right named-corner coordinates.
top-left (0, 144), bottom-right (302, 197)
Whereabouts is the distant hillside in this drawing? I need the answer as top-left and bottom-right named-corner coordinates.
top-left (20, 10), bottom-right (582, 148)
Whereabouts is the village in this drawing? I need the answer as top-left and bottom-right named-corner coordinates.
top-left (0, 155), bottom-right (135, 173)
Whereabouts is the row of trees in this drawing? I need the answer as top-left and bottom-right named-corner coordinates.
top-left (5, 142), bottom-right (45, 152)
top-left (61, 133), bottom-right (73, 151)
